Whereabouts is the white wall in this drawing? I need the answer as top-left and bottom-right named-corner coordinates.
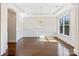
top-left (23, 17), bottom-right (57, 37)
top-left (1, 4), bottom-right (8, 55)
top-left (0, 4), bottom-right (1, 54)
top-left (56, 4), bottom-right (79, 55)
top-left (73, 4), bottom-right (79, 55)
top-left (8, 9), bottom-right (16, 43)
top-left (57, 9), bottom-right (73, 46)
top-left (0, 4), bottom-right (24, 55)
top-left (7, 4), bottom-right (24, 42)
top-left (16, 13), bottom-right (23, 42)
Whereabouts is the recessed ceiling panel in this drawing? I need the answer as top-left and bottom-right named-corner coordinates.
top-left (9, 3), bottom-right (74, 16)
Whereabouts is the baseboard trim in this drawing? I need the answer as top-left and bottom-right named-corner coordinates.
top-left (74, 49), bottom-right (78, 56)
top-left (2, 49), bottom-right (8, 56)
top-left (54, 37), bottom-right (74, 49)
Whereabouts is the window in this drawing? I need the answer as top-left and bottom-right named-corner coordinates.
top-left (60, 18), bottom-right (63, 34)
top-left (64, 16), bottom-right (69, 35)
top-left (59, 15), bottom-right (70, 36)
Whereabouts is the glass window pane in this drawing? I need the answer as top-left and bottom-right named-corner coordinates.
top-left (60, 19), bottom-right (63, 34)
top-left (60, 26), bottom-right (63, 33)
top-left (64, 26), bottom-right (69, 35)
top-left (64, 16), bottom-right (69, 35)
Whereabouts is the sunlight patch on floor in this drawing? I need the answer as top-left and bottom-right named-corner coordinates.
top-left (39, 34), bottom-right (58, 42)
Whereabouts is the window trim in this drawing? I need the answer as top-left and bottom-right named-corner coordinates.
top-left (59, 15), bottom-right (70, 36)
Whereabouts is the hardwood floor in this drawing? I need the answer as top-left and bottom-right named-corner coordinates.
top-left (16, 37), bottom-right (58, 56)
top-left (5, 37), bottom-right (76, 56)
top-left (8, 42), bottom-right (16, 56)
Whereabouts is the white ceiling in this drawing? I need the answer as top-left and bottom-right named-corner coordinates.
top-left (7, 3), bottom-right (74, 17)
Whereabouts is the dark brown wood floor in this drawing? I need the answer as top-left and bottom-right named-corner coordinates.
top-left (4, 37), bottom-right (76, 56)
top-left (8, 42), bottom-right (16, 56)
top-left (16, 37), bottom-right (58, 56)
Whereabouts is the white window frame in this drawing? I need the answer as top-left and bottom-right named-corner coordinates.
top-left (59, 15), bottom-right (70, 36)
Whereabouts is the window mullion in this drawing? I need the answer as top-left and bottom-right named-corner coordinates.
top-left (63, 19), bottom-right (65, 35)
